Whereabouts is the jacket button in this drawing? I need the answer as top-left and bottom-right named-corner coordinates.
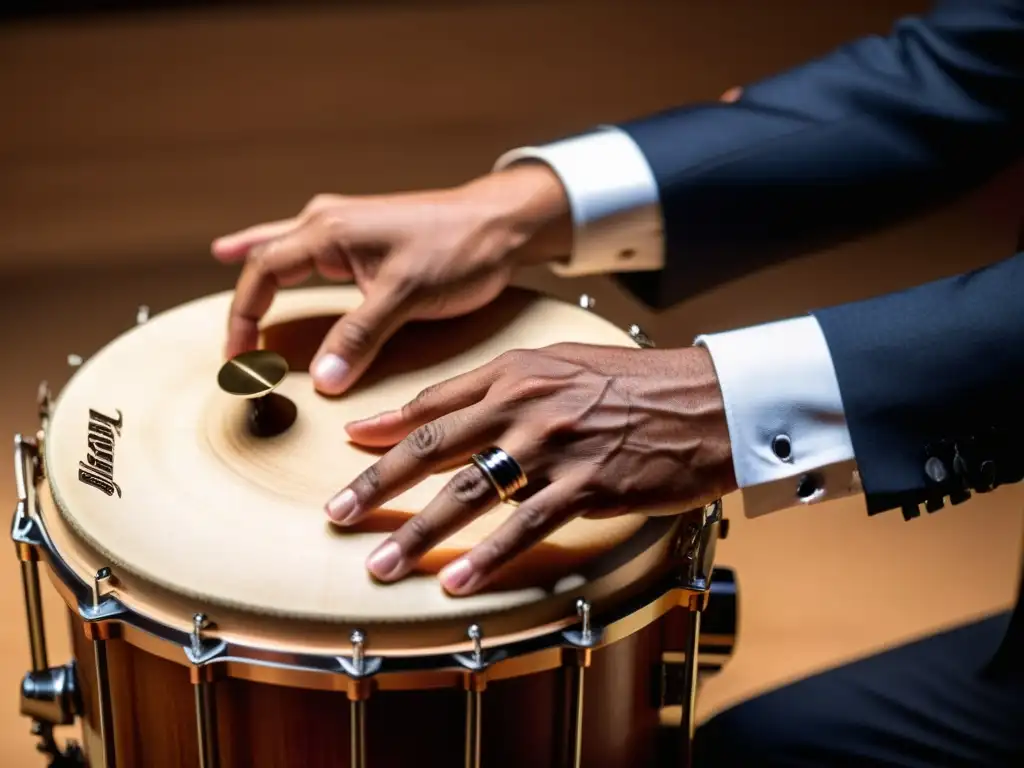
top-left (924, 456), bottom-right (948, 484)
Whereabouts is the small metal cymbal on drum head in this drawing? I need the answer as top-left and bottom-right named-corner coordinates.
top-left (217, 350), bottom-right (296, 437)
top-left (217, 350), bottom-right (289, 399)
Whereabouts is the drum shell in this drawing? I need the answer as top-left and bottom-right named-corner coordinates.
top-left (67, 604), bottom-right (697, 768)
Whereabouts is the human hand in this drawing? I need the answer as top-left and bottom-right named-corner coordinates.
top-left (211, 164), bottom-right (572, 395)
top-left (326, 343), bottom-right (736, 595)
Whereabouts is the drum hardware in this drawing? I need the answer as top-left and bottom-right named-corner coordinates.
top-left (628, 324), bottom-right (655, 349)
top-left (16, 287), bottom-right (740, 767)
top-left (189, 614), bottom-right (222, 768)
top-left (86, 567), bottom-right (120, 768)
top-left (655, 568), bottom-right (737, 715)
top-left (577, 294), bottom-right (596, 311)
top-left (136, 305), bottom-right (151, 325)
top-left (12, 432), bottom-right (86, 767)
top-left (13, 426), bottom-right (734, 768)
top-left (556, 599), bottom-right (598, 768)
top-left (67, 355), bottom-right (83, 369)
top-left (216, 350), bottom-right (297, 437)
top-left (344, 630), bottom-right (371, 768)
top-left (457, 625), bottom-right (487, 768)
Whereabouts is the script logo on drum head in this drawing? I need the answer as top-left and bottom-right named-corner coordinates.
top-left (78, 408), bottom-right (123, 498)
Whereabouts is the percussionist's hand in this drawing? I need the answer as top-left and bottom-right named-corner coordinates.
top-left (326, 343), bottom-right (737, 595)
top-left (211, 164), bottom-right (571, 395)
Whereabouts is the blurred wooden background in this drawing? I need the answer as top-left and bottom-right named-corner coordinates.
top-left (1, 1), bottom-right (1022, 765)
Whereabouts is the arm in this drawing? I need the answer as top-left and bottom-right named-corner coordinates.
top-left (495, 0), bottom-right (1023, 517)
top-left (811, 251), bottom-right (1024, 517)
top-left (498, 0), bottom-right (1023, 306)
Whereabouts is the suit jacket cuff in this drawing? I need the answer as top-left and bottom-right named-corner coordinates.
top-left (696, 315), bottom-right (861, 517)
top-left (493, 127), bottom-right (665, 276)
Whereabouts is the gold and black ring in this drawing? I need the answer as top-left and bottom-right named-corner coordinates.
top-left (471, 447), bottom-right (528, 504)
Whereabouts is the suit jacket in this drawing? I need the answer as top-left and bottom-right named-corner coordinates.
top-left (613, 0), bottom-right (1024, 670)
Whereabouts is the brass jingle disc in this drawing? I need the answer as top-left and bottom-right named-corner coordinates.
top-left (217, 350), bottom-right (289, 399)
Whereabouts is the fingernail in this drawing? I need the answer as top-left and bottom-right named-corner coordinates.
top-left (311, 353), bottom-right (349, 390)
top-left (367, 542), bottom-right (402, 580)
top-left (325, 489), bottom-right (359, 523)
top-left (439, 558), bottom-right (476, 593)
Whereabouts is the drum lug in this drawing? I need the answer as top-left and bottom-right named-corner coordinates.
top-left (336, 629), bottom-right (383, 680)
top-left (577, 294), bottom-right (596, 311)
top-left (187, 614), bottom-right (224, 768)
top-left (561, 598), bottom-right (603, 649)
top-left (136, 305), bottom-right (151, 325)
top-left (185, 612), bottom-right (228, 666)
top-left (627, 324), bottom-right (655, 349)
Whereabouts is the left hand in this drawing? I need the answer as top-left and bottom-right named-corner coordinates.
top-left (327, 343), bottom-right (737, 595)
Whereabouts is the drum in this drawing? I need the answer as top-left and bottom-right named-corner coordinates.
top-left (11, 286), bottom-right (737, 768)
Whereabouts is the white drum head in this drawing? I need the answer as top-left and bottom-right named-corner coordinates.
top-left (42, 286), bottom-right (684, 649)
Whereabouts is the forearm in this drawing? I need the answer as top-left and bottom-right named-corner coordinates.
top-left (699, 250), bottom-right (1024, 519)
top-left (495, 0), bottom-right (1023, 305)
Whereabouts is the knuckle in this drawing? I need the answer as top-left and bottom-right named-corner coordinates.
top-left (304, 194), bottom-right (340, 215)
top-left (338, 319), bottom-right (374, 356)
top-left (402, 383), bottom-right (441, 420)
top-left (515, 502), bottom-right (548, 533)
top-left (448, 467), bottom-right (493, 505)
top-left (405, 422), bottom-right (444, 459)
top-left (403, 513), bottom-right (435, 544)
top-left (351, 465), bottom-right (381, 499)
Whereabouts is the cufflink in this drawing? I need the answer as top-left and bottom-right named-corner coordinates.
top-left (795, 473), bottom-right (825, 504)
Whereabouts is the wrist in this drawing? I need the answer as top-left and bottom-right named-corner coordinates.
top-left (462, 163), bottom-right (573, 268)
top-left (672, 346), bottom-right (738, 497)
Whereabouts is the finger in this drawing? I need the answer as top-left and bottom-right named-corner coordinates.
top-left (224, 235), bottom-right (318, 358)
top-left (308, 284), bottom-right (417, 395)
top-left (438, 475), bottom-right (587, 595)
top-left (211, 218), bottom-right (300, 263)
top-left (212, 195), bottom-right (342, 262)
top-left (363, 435), bottom-right (535, 583)
top-left (225, 216), bottom-right (355, 358)
top-left (344, 365), bottom-right (500, 447)
top-left (325, 401), bottom-right (502, 526)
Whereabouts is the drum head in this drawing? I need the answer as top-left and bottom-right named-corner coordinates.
top-left (43, 286), bottom-right (685, 650)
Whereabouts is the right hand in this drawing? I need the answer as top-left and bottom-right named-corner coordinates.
top-left (211, 163), bottom-right (571, 395)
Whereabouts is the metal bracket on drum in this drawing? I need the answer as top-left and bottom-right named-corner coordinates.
top-left (654, 567), bottom-right (738, 712)
top-left (556, 599), bottom-right (602, 768)
top-left (451, 624), bottom-right (497, 768)
top-left (188, 614), bottom-right (223, 768)
top-left (335, 630), bottom-right (382, 768)
top-left (11, 434), bottom-right (87, 767)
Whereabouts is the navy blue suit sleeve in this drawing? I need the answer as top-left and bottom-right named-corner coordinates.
top-left (812, 251), bottom-right (1024, 515)
top-left (614, 0), bottom-right (1024, 308)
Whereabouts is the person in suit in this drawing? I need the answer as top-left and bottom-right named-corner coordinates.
top-left (212, 0), bottom-right (1024, 763)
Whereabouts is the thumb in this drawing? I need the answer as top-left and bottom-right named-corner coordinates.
top-left (309, 284), bottom-right (412, 396)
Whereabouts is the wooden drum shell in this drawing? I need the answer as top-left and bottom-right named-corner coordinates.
top-left (67, 603), bottom-right (699, 768)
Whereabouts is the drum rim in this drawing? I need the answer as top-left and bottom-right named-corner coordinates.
top-left (23, 453), bottom-right (722, 689)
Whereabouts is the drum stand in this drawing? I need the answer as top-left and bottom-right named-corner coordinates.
top-left (12, 348), bottom-right (734, 768)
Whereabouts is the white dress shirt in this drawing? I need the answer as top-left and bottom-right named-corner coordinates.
top-left (494, 126), bottom-right (860, 516)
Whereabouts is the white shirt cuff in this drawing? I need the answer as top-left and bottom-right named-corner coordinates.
top-left (493, 126), bottom-right (665, 276)
top-left (695, 315), bottom-right (860, 517)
